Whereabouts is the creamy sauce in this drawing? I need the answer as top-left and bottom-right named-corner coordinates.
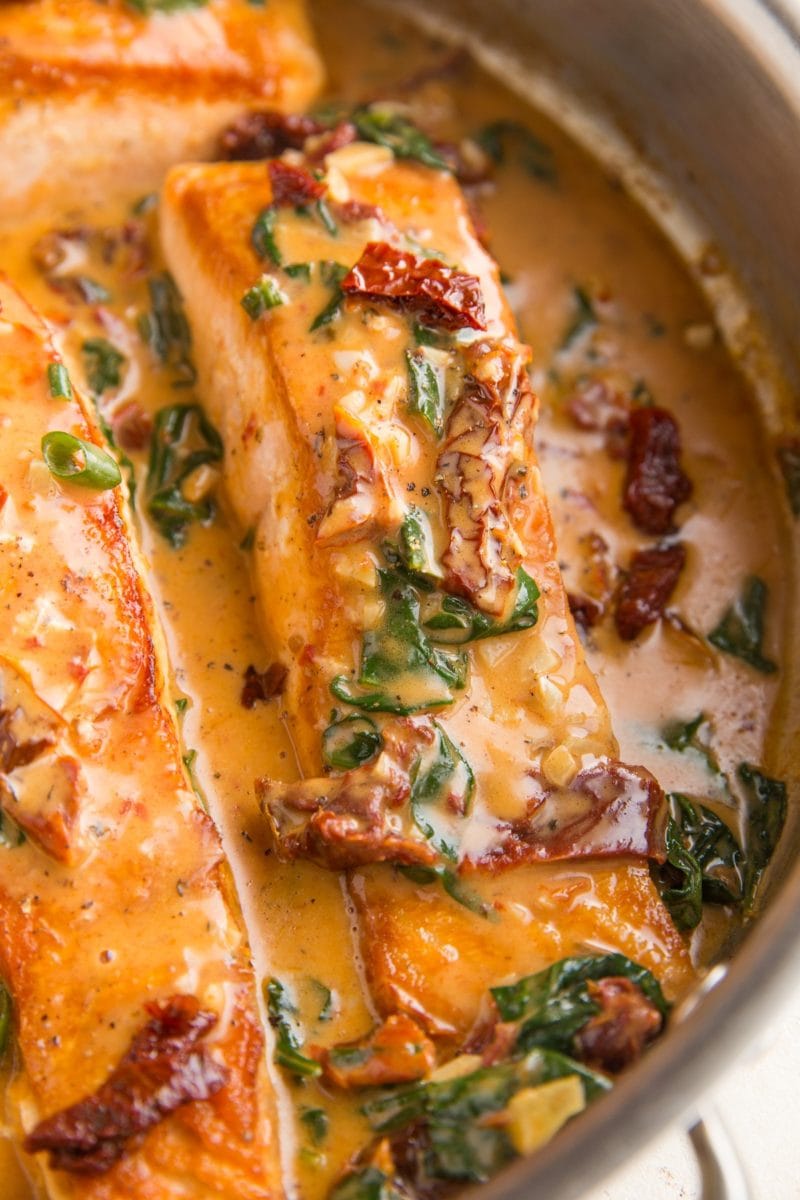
top-left (0, 2), bottom-right (792, 1197)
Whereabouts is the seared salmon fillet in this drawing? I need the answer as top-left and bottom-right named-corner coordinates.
top-left (161, 143), bottom-right (693, 1039)
top-left (0, 278), bottom-right (281, 1197)
top-left (0, 0), bottom-right (323, 224)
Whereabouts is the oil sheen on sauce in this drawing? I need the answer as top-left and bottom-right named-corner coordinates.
top-left (0, 2), bottom-right (789, 1197)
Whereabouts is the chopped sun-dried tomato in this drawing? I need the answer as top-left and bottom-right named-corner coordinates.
top-left (241, 662), bottom-right (288, 708)
top-left (342, 242), bottom-right (486, 331)
top-left (574, 977), bottom-right (663, 1072)
top-left (615, 542), bottom-right (686, 641)
top-left (218, 110), bottom-right (325, 161)
top-left (623, 407), bottom-right (692, 535)
top-left (24, 995), bottom-right (227, 1176)
top-left (313, 1013), bottom-right (436, 1089)
top-left (267, 159), bottom-right (325, 208)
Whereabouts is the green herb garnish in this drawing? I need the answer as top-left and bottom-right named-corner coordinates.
top-left (285, 262), bottom-right (312, 282)
top-left (241, 275), bottom-right (286, 319)
top-left (423, 567), bottom-right (540, 644)
top-left (410, 723), bottom-right (474, 861)
top-left (0, 811), bottom-right (25, 849)
top-left (397, 506), bottom-right (440, 581)
top-left (708, 575), bottom-right (777, 673)
top-left (265, 978), bottom-right (322, 1080)
top-left (329, 1167), bottom-right (406, 1200)
top-left (41, 432), bottom-right (121, 490)
top-left (301, 1106), bottom-right (329, 1145)
top-left (398, 863), bottom-right (494, 921)
top-left (81, 338), bottom-right (125, 396)
top-left (316, 198), bottom-right (339, 238)
top-left (47, 362), bottom-right (73, 401)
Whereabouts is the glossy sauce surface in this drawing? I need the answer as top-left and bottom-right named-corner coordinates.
top-left (0, 2), bottom-right (790, 1197)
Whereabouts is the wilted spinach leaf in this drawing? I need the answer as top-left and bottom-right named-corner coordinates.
top-left (138, 271), bottom-right (196, 387)
top-left (322, 714), bottom-right (382, 770)
top-left (475, 120), bottom-right (556, 182)
top-left (491, 953), bottom-right (668, 1054)
top-left (146, 403), bottom-right (223, 546)
top-left (353, 105), bottom-right (448, 170)
top-left (423, 567), bottom-right (540, 643)
top-left (739, 763), bottom-right (787, 911)
top-left (708, 576), bottom-right (777, 673)
top-left (410, 723), bottom-right (474, 860)
top-left (398, 863), bottom-right (494, 921)
top-left (264, 978), bottom-right (321, 1080)
top-left (329, 1166), bottom-right (408, 1200)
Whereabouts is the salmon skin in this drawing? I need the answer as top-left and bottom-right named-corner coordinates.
top-left (0, 0), bottom-right (323, 224)
top-left (0, 277), bottom-right (281, 1198)
top-left (162, 146), bottom-right (694, 1038)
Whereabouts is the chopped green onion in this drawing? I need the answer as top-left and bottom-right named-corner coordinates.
top-left (241, 276), bottom-right (286, 320)
top-left (47, 362), bottom-right (73, 401)
top-left (41, 431), bottom-right (121, 490)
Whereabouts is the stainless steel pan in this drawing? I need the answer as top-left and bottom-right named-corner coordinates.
top-left (377, 1), bottom-right (800, 1195)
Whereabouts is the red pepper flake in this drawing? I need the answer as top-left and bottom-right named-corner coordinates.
top-left (341, 241), bottom-right (486, 331)
top-left (267, 160), bottom-right (325, 208)
top-left (615, 542), bottom-right (686, 641)
top-left (218, 110), bottom-right (325, 161)
top-left (241, 662), bottom-right (288, 708)
top-left (24, 995), bottom-right (227, 1176)
top-left (623, 406), bottom-right (692, 535)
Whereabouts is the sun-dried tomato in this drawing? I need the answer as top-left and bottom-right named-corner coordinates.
top-left (111, 401), bottom-right (153, 452)
top-left (341, 242), bottom-right (486, 331)
top-left (477, 759), bottom-right (667, 868)
top-left (623, 407), bottom-right (692, 534)
top-left (333, 199), bottom-right (385, 225)
top-left (615, 542), bottom-right (686, 641)
top-left (574, 977), bottom-right (663, 1073)
top-left (24, 995), bottom-right (227, 1176)
top-left (218, 110), bottom-right (324, 160)
top-left (305, 121), bottom-right (358, 162)
top-left (267, 159), bottom-right (325, 208)
top-left (313, 1013), bottom-right (436, 1089)
top-left (241, 662), bottom-right (288, 708)
top-left (568, 592), bottom-right (604, 630)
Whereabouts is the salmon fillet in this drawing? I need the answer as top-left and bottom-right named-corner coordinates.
top-left (161, 147), bottom-right (694, 1039)
top-left (0, 277), bottom-right (281, 1198)
top-left (0, 0), bottom-right (323, 224)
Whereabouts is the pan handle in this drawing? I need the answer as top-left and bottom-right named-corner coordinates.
top-left (688, 1107), bottom-right (751, 1200)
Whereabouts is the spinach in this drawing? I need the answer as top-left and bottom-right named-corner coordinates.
top-left (145, 403), bottom-right (223, 546)
top-left (81, 338), bottom-right (125, 396)
top-left (708, 576), bottom-right (777, 673)
top-left (0, 983), bottom-right (10, 1059)
top-left (406, 351), bottom-right (445, 437)
top-left (423, 567), bottom-right (540, 644)
top-left (410, 723), bottom-right (474, 860)
top-left (662, 712), bottom-right (723, 779)
top-left (329, 1167), bottom-right (407, 1200)
top-left (84, 390), bottom-right (137, 508)
top-left (739, 764), bottom-right (787, 911)
top-left (251, 207), bottom-right (282, 267)
top-left (265, 978), bottom-right (322, 1080)
top-left (475, 120), bottom-right (556, 183)
top-left (397, 507), bottom-right (440, 581)
top-left (670, 794), bottom-right (744, 907)
top-left (310, 262), bottom-right (349, 332)
top-left (316, 198), bottom-right (339, 239)
top-left (138, 272), bottom-right (196, 386)
top-left (322, 714), bottom-right (382, 770)
top-left (353, 106), bottom-right (448, 171)
top-left (413, 321), bottom-right (447, 347)
top-left (658, 816), bottom-right (704, 931)
top-left (310, 978), bottom-right (336, 1023)
top-left (300, 1106), bottom-right (329, 1144)
top-left (363, 1048), bottom-right (607, 1183)
top-left (331, 569), bottom-right (468, 714)
top-left (491, 953), bottom-right (668, 1054)
top-left (777, 441), bottom-right (800, 516)
top-left (559, 286), bottom-right (597, 351)
top-left (285, 262), bottom-right (312, 282)
top-left (398, 863), bottom-right (495, 921)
